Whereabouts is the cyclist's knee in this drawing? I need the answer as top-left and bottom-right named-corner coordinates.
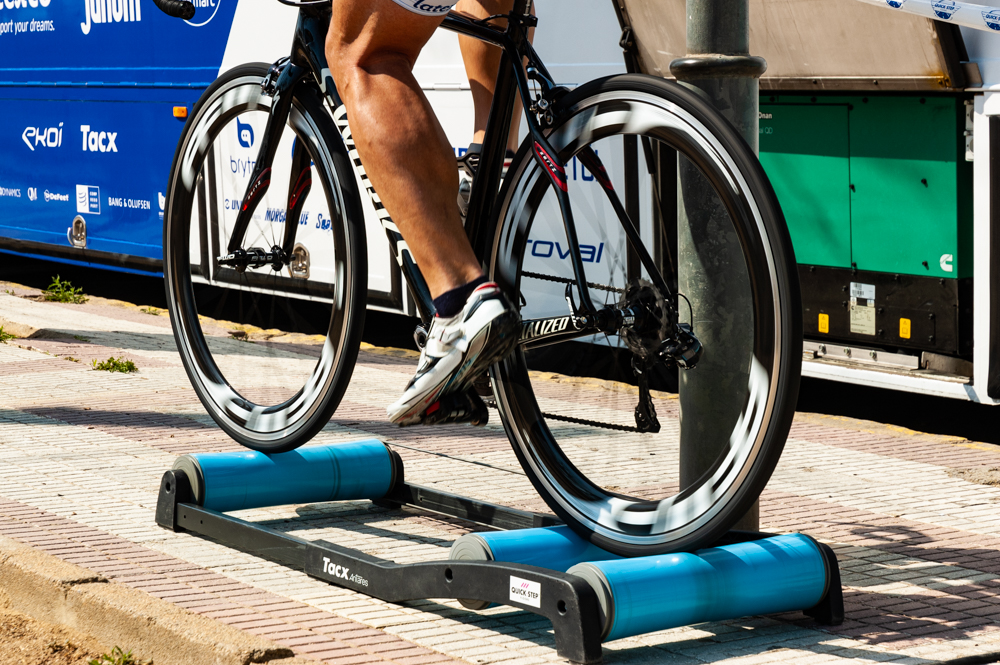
top-left (327, 45), bottom-right (416, 100)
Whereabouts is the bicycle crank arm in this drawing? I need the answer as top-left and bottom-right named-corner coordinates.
top-left (217, 246), bottom-right (287, 272)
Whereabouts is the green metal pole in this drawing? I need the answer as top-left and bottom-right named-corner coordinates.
top-left (671, 0), bottom-right (766, 530)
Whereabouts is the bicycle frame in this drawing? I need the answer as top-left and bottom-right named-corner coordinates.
top-left (229, 0), bottom-right (669, 332)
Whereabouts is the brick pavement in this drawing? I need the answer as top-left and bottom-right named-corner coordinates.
top-left (4, 287), bottom-right (1000, 664)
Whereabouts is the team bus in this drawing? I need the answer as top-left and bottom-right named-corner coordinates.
top-left (4, 0), bottom-right (1000, 405)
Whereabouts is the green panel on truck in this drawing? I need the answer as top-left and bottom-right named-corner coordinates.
top-left (849, 96), bottom-right (967, 278)
top-left (759, 103), bottom-right (851, 269)
top-left (758, 94), bottom-right (971, 280)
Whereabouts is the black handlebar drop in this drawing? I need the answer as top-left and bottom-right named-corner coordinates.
top-left (151, 0), bottom-right (196, 20)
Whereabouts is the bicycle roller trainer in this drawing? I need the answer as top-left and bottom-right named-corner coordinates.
top-left (156, 440), bottom-right (843, 664)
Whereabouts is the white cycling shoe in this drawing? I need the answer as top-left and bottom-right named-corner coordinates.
top-left (387, 282), bottom-right (520, 426)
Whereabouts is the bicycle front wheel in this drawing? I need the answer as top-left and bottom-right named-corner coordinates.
top-left (163, 63), bottom-right (367, 452)
top-left (490, 74), bottom-right (801, 556)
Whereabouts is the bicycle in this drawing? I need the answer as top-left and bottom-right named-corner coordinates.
top-left (154, 0), bottom-right (802, 557)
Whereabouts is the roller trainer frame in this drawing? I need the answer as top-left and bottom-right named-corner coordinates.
top-left (156, 468), bottom-right (604, 663)
top-left (155, 467), bottom-right (843, 664)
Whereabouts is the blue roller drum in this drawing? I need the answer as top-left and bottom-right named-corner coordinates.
top-left (567, 533), bottom-right (829, 642)
top-left (171, 439), bottom-right (397, 512)
top-left (451, 525), bottom-right (622, 570)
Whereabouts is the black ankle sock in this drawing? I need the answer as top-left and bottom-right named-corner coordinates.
top-left (433, 275), bottom-right (489, 318)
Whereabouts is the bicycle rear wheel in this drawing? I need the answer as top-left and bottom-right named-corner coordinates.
top-left (489, 74), bottom-right (801, 556)
top-left (163, 63), bottom-right (367, 452)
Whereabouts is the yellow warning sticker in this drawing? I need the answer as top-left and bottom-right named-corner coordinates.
top-left (818, 313), bottom-right (829, 334)
top-left (900, 318), bottom-right (911, 339)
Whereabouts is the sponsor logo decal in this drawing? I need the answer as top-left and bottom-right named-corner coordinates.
top-left (230, 155), bottom-right (255, 178)
top-left (81, 0), bottom-right (141, 35)
top-left (108, 196), bottom-right (150, 210)
top-left (525, 238), bottom-right (604, 264)
top-left (0, 0), bottom-right (53, 9)
top-left (236, 117), bottom-right (254, 148)
top-left (509, 576), bottom-right (541, 608)
top-left (321, 557), bottom-right (369, 587)
top-left (44, 189), bottom-right (69, 202)
top-left (0, 186), bottom-right (22, 198)
top-left (80, 125), bottom-right (118, 153)
top-left (23, 123), bottom-right (63, 150)
top-left (76, 184), bottom-right (100, 214)
top-left (0, 1), bottom-right (55, 37)
top-left (185, 0), bottom-right (220, 27)
top-left (26, 187), bottom-right (37, 201)
top-left (932, 1), bottom-right (959, 18)
top-left (395, 0), bottom-right (455, 15)
top-left (984, 8), bottom-right (1000, 29)
top-left (521, 317), bottom-right (571, 341)
top-left (885, 0), bottom-right (905, 7)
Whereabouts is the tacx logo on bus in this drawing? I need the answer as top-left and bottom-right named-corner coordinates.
top-left (525, 239), bottom-right (605, 264)
top-left (80, 125), bottom-right (118, 153)
top-left (22, 123), bottom-right (63, 151)
top-left (81, 0), bottom-right (142, 35)
top-left (236, 117), bottom-right (254, 149)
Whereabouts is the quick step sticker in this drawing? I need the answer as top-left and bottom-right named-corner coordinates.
top-left (510, 575), bottom-right (541, 608)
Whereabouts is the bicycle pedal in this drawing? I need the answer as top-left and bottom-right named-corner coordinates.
top-left (420, 390), bottom-right (488, 427)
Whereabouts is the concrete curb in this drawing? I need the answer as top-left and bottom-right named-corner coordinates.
top-left (0, 534), bottom-right (313, 665)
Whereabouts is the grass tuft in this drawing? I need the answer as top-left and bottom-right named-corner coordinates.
top-left (43, 275), bottom-right (88, 304)
top-left (89, 646), bottom-right (139, 665)
top-left (0, 326), bottom-right (14, 344)
top-left (92, 356), bottom-right (137, 373)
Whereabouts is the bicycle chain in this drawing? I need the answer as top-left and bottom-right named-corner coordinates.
top-left (521, 271), bottom-right (625, 294)
top-left (542, 411), bottom-right (643, 433)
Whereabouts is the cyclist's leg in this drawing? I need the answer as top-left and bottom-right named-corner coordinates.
top-left (326, 0), bottom-right (520, 424)
top-left (455, 0), bottom-right (528, 153)
top-left (326, 0), bottom-right (480, 298)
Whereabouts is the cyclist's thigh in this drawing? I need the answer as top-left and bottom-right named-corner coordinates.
top-left (327, 0), bottom-right (454, 69)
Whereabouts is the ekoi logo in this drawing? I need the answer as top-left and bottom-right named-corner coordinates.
top-left (81, 0), bottom-right (142, 35)
top-left (509, 575), bottom-right (541, 608)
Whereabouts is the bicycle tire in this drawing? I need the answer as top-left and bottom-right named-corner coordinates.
top-left (489, 74), bottom-right (801, 556)
top-left (163, 63), bottom-right (367, 452)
